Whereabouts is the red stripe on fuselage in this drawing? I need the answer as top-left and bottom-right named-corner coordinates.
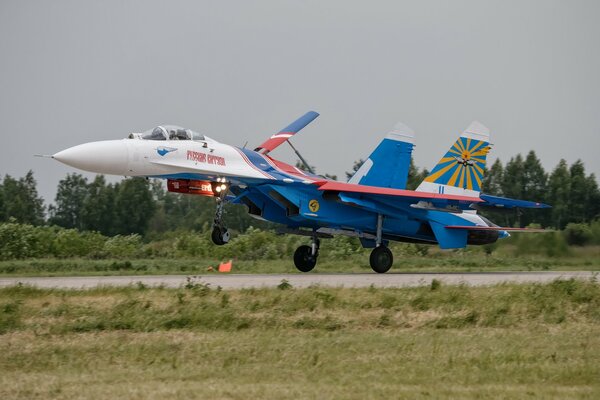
top-left (265, 156), bottom-right (320, 182)
top-left (234, 148), bottom-right (275, 180)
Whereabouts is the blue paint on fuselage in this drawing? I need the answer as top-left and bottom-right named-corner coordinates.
top-left (150, 169), bottom-right (441, 245)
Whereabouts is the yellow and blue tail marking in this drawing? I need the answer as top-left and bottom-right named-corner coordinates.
top-left (424, 136), bottom-right (490, 192)
top-left (416, 121), bottom-right (491, 196)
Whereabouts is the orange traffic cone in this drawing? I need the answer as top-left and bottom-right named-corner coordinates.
top-left (218, 260), bottom-right (232, 273)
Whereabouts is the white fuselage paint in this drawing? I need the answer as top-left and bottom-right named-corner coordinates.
top-left (54, 137), bottom-right (272, 181)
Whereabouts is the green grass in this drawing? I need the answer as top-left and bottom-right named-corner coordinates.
top-left (1, 233), bottom-right (600, 277)
top-left (0, 248), bottom-right (599, 277)
top-left (0, 280), bottom-right (599, 399)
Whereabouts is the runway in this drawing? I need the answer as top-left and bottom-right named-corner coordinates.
top-left (0, 271), bottom-right (596, 290)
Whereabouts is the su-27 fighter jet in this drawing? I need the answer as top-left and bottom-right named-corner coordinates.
top-left (50, 111), bottom-right (549, 273)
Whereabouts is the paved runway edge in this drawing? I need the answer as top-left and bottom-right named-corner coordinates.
top-left (0, 271), bottom-right (597, 290)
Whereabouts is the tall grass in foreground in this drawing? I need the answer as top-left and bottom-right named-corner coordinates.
top-left (0, 280), bottom-right (599, 399)
top-left (1, 248), bottom-right (600, 276)
top-left (1, 278), bottom-right (599, 334)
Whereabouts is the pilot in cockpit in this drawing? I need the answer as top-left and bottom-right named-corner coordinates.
top-left (169, 128), bottom-right (191, 141)
top-left (138, 126), bottom-right (205, 142)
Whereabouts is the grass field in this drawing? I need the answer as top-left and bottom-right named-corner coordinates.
top-left (1, 279), bottom-right (599, 399)
top-left (1, 248), bottom-right (600, 277)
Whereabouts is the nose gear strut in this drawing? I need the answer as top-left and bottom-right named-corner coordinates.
top-left (211, 191), bottom-right (230, 246)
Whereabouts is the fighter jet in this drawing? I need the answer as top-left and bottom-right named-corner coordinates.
top-left (51, 111), bottom-right (549, 273)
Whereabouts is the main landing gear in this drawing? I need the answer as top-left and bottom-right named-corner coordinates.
top-left (294, 235), bottom-right (320, 272)
top-left (211, 196), bottom-right (230, 246)
top-left (369, 246), bottom-right (393, 274)
top-left (369, 213), bottom-right (393, 273)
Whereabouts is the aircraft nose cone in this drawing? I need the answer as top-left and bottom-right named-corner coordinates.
top-left (53, 140), bottom-right (129, 175)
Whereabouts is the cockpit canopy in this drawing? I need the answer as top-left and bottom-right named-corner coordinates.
top-left (141, 125), bottom-right (205, 141)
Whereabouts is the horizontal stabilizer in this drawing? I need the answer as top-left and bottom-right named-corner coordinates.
top-left (445, 226), bottom-right (549, 232)
top-left (479, 194), bottom-right (551, 209)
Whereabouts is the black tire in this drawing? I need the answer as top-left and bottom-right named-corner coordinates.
top-left (211, 226), bottom-right (229, 246)
top-left (294, 245), bottom-right (317, 272)
top-left (370, 246), bottom-right (393, 273)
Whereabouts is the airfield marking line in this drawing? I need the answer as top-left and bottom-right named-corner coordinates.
top-left (0, 271), bottom-right (596, 290)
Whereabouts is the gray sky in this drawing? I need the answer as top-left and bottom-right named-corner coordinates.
top-left (1, 0), bottom-right (599, 205)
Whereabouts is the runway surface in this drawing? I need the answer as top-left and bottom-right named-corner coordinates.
top-left (0, 271), bottom-right (596, 289)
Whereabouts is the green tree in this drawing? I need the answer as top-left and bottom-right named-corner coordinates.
top-left (479, 159), bottom-right (510, 226)
top-left (345, 159), bottom-right (365, 181)
top-left (568, 160), bottom-right (589, 224)
top-left (501, 155), bottom-right (525, 200)
top-left (114, 178), bottom-right (156, 235)
top-left (48, 173), bottom-right (89, 229)
top-left (22, 171), bottom-right (45, 225)
top-left (522, 151), bottom-right (547, 201)
top-left (1, 171), bottom-right (45, 225)
top-left (501, 155), bottom-right (525, 226)
top-left (0, 180), bottom-right (4, 222)
top-left (521, 151), bottom-right (547, 227)
top-left (82, 175), bottom-right (117, 235)
top-left (482, 159), bottom-right (503, 196)
top-left (585, 174), bottom-right (600, 222)
top-left (406, 158), bottom-right (429, 190)
top-left (547, 159), bottom-right (570, 229)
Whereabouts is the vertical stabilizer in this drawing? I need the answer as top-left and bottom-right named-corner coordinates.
top-left (416, 121), bottom-right (491, 197)
top-left (348, 122), bottom-right (415, 189)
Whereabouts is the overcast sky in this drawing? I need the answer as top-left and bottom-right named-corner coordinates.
top-left (1, 0), bottom-right (599, 205)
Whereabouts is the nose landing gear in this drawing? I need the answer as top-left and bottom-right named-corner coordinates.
top-left (211, 196), bottom-right (230, 246)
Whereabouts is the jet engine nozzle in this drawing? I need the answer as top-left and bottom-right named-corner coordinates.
top-left (53, 140), bottom-right (129, 175)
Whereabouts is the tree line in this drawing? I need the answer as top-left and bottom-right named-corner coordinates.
top-left (0, 151), bottom-right (598, 237)
top-left (482, 152), bottom-right (600, 229)
top-left (0, 173), bottom-right (267, 238)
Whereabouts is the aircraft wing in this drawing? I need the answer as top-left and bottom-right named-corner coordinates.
top-left (255, 111), bottom-right (319, 154)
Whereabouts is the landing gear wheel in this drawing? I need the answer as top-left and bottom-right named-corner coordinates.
top-left (211, 226), bottom-right (230, 246)
top-left (370, 246), bottom-right (393, 273)
top-left (294, 245), bottom-right (317, 272)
